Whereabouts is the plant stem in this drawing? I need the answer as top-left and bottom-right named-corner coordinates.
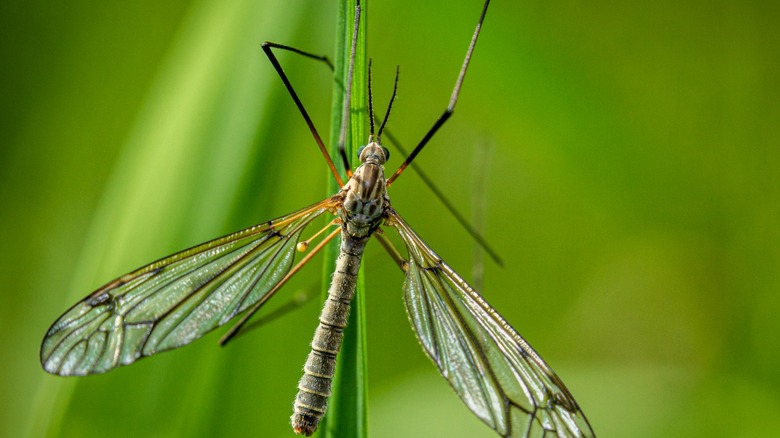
top-left (321, 1), bottom-right (368, 437)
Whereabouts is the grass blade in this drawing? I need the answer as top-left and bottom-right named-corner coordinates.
top-left (320, 1), bottom-right (368, 437)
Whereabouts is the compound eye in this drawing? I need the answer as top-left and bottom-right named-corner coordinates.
top-left (357, 145), bottom-right (366, 158)
top-left (382, 147), bottom-right (390, 160)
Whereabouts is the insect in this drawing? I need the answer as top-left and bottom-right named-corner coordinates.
top-left (40, 0), bottom-right (594, 436)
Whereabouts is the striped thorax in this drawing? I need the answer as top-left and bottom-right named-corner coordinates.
top-left (339, 139), bottom-right (390, 237)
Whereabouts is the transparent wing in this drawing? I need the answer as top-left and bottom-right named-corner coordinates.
top-left (41, 198), bottom-right (337, 376)
top-left (387, 210), bottom-right (594, 438)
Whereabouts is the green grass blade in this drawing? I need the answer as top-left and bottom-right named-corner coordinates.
top-left (321, 1), bottom-right (368, 437)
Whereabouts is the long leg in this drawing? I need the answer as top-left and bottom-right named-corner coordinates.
top-left (380, 127), bottom-right (502, 266)
top-left (264, 1), bottom-right (501, 266)
top-left (219, 225), bottom-right (340, 346)
top-left (261, 42), bottom-right (347, 186)
top-left (386, 0), bottom-right (491, 185)
top-left (266, 50), bottom-right (502, 265)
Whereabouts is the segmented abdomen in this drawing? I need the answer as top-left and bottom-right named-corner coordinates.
top-left (291, 232), bottom-right (367, 436)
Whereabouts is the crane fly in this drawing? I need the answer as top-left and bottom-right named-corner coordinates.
top-left (40, 0), bottom-right (595, 436)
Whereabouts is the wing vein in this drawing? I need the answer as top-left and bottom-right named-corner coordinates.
top-left (387, 208), bottom-right (594, 437)
top-left (41, 198), bottom-right (336, 376)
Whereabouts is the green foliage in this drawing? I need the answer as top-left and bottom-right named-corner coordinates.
top-left (2, 1), bottom-right (779, 437)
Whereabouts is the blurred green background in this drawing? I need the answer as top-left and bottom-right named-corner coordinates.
top-left (2, 0), bottom-right (778, 437)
